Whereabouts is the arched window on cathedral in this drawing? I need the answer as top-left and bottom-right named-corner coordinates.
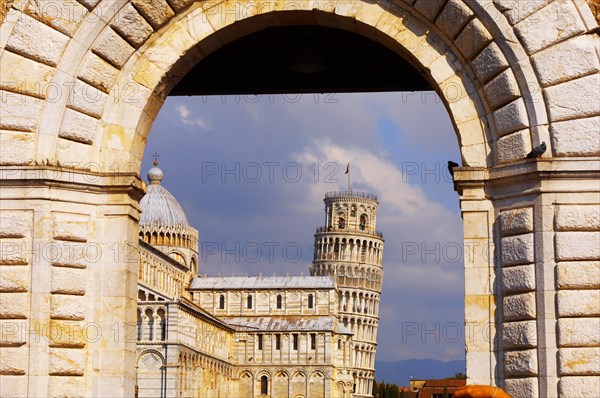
top-left (247, 294), bottom-right (253, 309)
top-left (308, 294), bottom-right (314, 309)
top-left (219, 294), bottom-right (225, 309)
top-left (157, 308), bottom-right (166, 341)
top-left (260, 375), bottom-right (268, 395)
top-left (145, 308), bottom-right (154, 341)
top-left (137, 310), bottom-right (142, 341)
top-left (276, 294), bottom-right (282, 309)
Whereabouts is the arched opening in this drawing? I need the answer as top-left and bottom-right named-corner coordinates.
top-left (276, 294), bottom-right (282, 309)
top-left (219, 294), bottom-right (225, 310)
top-left (260, 375), bottom-right (269, 395)
top-left (3, 1), bottom-right (597, 396)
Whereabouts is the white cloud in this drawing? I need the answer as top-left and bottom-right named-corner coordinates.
top-left (175, 103), bottom-right (210, 129)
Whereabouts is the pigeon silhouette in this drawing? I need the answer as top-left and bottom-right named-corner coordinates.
top-left (447, 161), bottom-right (459, 177)
top-left (526, 142), bottom-right (546, 159)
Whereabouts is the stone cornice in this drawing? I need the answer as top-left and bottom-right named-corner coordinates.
top-left (454, 158), bottom-right (600, 197)
top-left (0, 166), bottom-right (146, 201)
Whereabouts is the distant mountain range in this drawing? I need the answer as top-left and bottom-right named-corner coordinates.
top-left (374, 359), bottom-right (466, 386)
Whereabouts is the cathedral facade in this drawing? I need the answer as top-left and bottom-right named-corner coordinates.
top-left (135, 162), bottom-right (383, 398)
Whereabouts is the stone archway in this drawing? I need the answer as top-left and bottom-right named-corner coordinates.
top-left (0, 1), bottom-right (598, 397)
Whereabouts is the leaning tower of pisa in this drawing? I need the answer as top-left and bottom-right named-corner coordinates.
top-left (309, 191), bottom-right (384, 397)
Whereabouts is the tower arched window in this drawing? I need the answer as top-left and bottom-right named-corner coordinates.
top-left (260, 375), bottom-right (268, 395)
top-left (308, 294), bottom-right (314, 309)
top-left (219, 294), bottom-right (225, 309)
top-left (247, 294), bottom-right (253, 309)
top-left (338, 217), bottom-right (346, 229)
top-left (350, 205), bottom-right (356, 217)
top-left (360, 214), bottom-right (367, 230)
top-left (276, 294), bottom-right (282, 309)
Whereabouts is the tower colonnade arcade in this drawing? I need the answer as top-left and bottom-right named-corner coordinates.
top-left (1, 1), bottom-right (599, 397)
top-left (311, 192), bottom-right (385, 397)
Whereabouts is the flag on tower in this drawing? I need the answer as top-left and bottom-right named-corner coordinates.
top-left (345, 163), bottom-right (349, 174)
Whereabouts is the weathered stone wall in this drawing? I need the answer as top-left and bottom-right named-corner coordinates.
top-left (1, 1), bottom-right (599, 396)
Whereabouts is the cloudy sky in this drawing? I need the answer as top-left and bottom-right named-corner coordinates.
top-left (143, 91), bottom-right (465, 363)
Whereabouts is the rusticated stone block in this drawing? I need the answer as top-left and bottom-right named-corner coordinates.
top-left (493, 98), bottom-right (529, 137)
top-left (493, 0), bottom-right (553, 25)
top-left (497, 129), bottom-right (532, 163)
top-left (558, 318), bottom-right (600, 347)
top-left (50, 295), bottom-right (85, 320)
top-left (504, 349), bottom-right (538, 377)
top-left (0, 91), bottom-right (43, 132)
top-left (166, 0), bottom-right (196, 12)
top-left (49, 242), bottom-right (91, 269)
top-left (532, 35), bottom-right (599, 87)
top-left (0, 293), bottom-right (28, 319)
top-left (559, 376), bottom-right (600, 397)
top-left (0, 375), bottom-right (27, 397)
top-left (504, 292), bottom-right (536, 321)
top-left (545, 74), bottom-right (600, 122)
top-left (500, 208), bottom-right (534, 237)
top-left (413, 0), bottom-right (445, 21)
top-left (551, 116), bottom-right (600, 157)
top-left (0, 320), bottom-right (27, 346)
top-left (454, 18), bottom-right (492, 60)
top-left (555, 232), bottom-right (600, 261)
top-left (515, 0), bottom-right (586, 54)
top-left (131, 0), bottom-right (175, 29)
top-left (0, 239), bottom-right (28, 266)
top-left (471, 42), bottom-right (509, 83)
top-left (557, 261), bottom-right (600, 289)
top-left (49, 348), bottom-right (85, 376)
top-left (111, 4), bottom-right (154, 48)
top-left (557, 290), bottom-right (600, 317)
top-left (47, 320), bottom-right (87, 348)
top-left (66, 80), bottom-right (107, 119)
top-left (0, 50), bottom-right (55, 99)
top-left (504, 377), bottom-right (538, 398)
top-left (556, 205), bottom-right (600, 231)
top-left (0, 267), bottom-right (28, 293)
top-left (0, 346), bottom-right (27, 375)
top-left (435, 0), bottom-right (473, 39)
top-left (0, 131), bottom-right (35, 166)
top-left (559, 347), bottom-right (600, 375)
top-left (501, 234), bottom-right (535, 266)
top-left (502, 264), bottom-right (536, 293)
top-left (52, 212), bottom-right (89, 243)
top-left (92, 27), bottom-right (135, 69)
top-left (484, 69), bottom-right (520, 110)
top-left (0, 212), bottom-right (31, 238)
top-left (78, 0), bottom-right (100, 9)
top-left (58, 109), bottom-right (98, 145)
top-left (502, 320), bottom-right (537, 349)
top-left (5, 13), bottom-right (69, 66)
top-left (48, 376), bottom-right (85, 398)
top-left (78, 52), bottom-right (119, 93)
top-left (51, 267), bottom-right (86, 295)
top-left (24, 0), bottom-right (88, 37)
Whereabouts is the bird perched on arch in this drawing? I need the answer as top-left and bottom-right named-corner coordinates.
top-left (453, 385), bottom-right (512, 398)
top-left (526, 142), bottom-right (546, 159)
top-left (447, 161), bottom-right (459, 177)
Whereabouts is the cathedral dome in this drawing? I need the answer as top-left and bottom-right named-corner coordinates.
top-left (139, 161), bottom-right (190, 228)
